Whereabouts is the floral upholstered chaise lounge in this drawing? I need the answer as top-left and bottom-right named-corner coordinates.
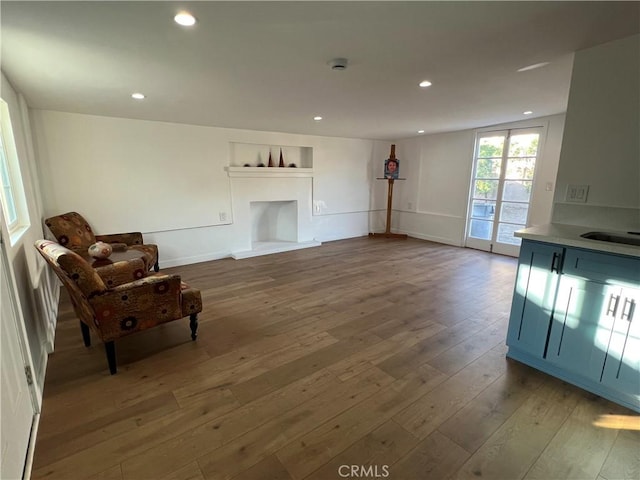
top-left (45, 211), bottom-right (160, 272)
top-left (35, 239), bottom-right (202, 374)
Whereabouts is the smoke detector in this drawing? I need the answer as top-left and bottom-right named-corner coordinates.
top-left (328, 58), bottom-right (348, 71)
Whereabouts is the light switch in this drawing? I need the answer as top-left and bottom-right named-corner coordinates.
top-left (566, 184), bottom-right (589, 203)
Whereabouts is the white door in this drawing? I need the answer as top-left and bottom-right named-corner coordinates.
top-left (1, 233), bottom-right (36, 480)
top-left (465, 128), bottom-right (542, 257)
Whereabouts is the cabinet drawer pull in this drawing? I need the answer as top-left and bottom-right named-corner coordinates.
top-left (551, 252), bottom-right (561, 273)
top-left (607, 294), bottom-right (620, 317)
top-left (621, 298), bottom-right (635, 321)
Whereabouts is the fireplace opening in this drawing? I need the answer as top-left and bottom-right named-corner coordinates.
top-left (251, 201), bottom-right (298, 247)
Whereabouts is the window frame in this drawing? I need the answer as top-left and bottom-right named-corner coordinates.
top-left (465, 125), bottom-right (544, 257)
top-left (0, 98), bottom-right (30, 244)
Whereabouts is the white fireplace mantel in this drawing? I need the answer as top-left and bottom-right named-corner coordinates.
top-left (226, 167), bottom-right (320, 259)
top-left (225, 166), bottom-right (313, 178)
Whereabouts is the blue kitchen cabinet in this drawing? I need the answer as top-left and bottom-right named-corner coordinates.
top-left (554, 248), bottom-right (640, 401)
top-left (507, 239), bottom-right (640, 412)
top-left (506, 240), bottom-right (564, 358)
top-left (600, 286), bottom-right (640, 399)
top-left (546, 276), bottom-right (614, 382)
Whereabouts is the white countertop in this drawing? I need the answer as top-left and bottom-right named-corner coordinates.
top-left (515, 224), bottom-right (640, 258)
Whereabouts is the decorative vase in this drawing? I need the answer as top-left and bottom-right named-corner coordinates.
top-left (268, 150), bottom-right (274, 167)
top-left (279, 148), bottom-right (285, 167)
top-left (88, 241), bottom-right (113, 259)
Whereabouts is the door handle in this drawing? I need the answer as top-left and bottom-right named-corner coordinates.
top-left (621, 298), bottom-right (635, 321)
top-left (607, 294), bottom-right (620, 317)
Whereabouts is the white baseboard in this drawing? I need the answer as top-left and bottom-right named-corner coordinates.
top-left (404, 231), bottom-right (463, 247)
top-left (23, 413), bottom-right (40, 480)
top-left (159, 251), bottom-right (231, 268)
top-left (315, 232), bottom-right (367, 243)
top-left (231, 240), bottom-right (321, 259)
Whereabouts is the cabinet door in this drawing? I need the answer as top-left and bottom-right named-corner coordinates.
top-left (547, 276), bottom-right (616, 381)
top-left (506, 240), bottom-right (563, 357)
top-left (601, 287), bottom-right (640, 399)
top-left (563, 248), bottom-right (640, 285)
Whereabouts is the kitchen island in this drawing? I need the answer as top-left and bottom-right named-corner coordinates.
top-left (506, 223), bottom-right (640, 412)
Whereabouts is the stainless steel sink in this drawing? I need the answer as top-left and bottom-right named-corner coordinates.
top-left (580, 231), bottom-right (640, 247)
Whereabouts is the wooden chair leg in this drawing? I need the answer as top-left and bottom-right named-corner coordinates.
top-left (80, 321), bottom-right (91, 347)
top-left (104, 341), bottom-right (117, 375)
top-left (189, 314), bottom-right (198, 340)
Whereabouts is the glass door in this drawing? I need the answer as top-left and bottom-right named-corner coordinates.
top-left (466, 128), bottom-right (541, 257)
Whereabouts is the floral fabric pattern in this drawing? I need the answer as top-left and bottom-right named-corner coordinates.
top-left (45, 212), bottom-right (96, 249)
top-left (45, 211), bottom-right (159, 271)
top-left (95, 258), bottom-right (147, 288)
top-left (35, 239), bottom-right (202, 345)
top-left (35, 240), bottom-right (99, 329)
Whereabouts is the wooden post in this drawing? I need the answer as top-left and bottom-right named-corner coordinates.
top-left (369, 144), bottom-right (408, 239)
top-left (385, 178), bottom-right (394, 234)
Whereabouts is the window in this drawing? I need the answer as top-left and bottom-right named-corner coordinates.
top-left (0, 98), bottom-right (30, 242)
top-left (0, 133), bottom-right (18, 225)
top-left (465, 127), bottom-right (542, 257)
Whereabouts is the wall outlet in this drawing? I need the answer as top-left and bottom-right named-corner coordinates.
top-left (545, 182), bottom-right (554, 192)
top-left (313, 200), bottom-right (327, 214)
top-left (219, 211), bottom-right (227, 222)
top-left (565, 184), bottom-right (589, 203)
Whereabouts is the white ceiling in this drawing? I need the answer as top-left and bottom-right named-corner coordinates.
top-left (1, 1), bottom-right (639, 140)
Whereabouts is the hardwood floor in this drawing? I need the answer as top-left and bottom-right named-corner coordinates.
top-left (32, 237), bottom-right (640, 480)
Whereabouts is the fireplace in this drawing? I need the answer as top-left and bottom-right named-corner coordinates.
top-left (251, 201), bottom-right (297, 244)
top-left (226, 167), bottom-right (321, 258)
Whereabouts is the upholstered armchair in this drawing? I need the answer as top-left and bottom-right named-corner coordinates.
top-left (35, 240), bottom-right (202, 374)
top-left (44, 211), bottom-right (160, 272)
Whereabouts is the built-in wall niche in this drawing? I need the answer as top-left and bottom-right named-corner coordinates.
top-left (230, 142), bottom-right (313, 168)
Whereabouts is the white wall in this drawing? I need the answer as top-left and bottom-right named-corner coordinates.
top-left (31, 111), bottom-right (234, 233)
top-left (528, 115), bottom-right (566, 227)
top-left (371, 114), bottom-right (565, 246)
top-left (1, 73), bottom-right (58, 402)
top-left (552, 34), bottom-right (640, 230)
top-left (30, 110), bottom-right (376, 266)
top-left (31, 106), bottom-right (567, 265)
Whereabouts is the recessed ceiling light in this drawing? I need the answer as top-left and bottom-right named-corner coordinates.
top-left (517, 62), bottom-right (550, 72)
top-left (174, 12), bottom-right (196, 26)
top-left (313, 116), bottom-right (323, 121)
top-left (523, 110), bottom-right (533, 115)
top-left (419, 80), bottom-right (432, 88)
top-left (131, 93), bottom-right (145, 100)
top-left (328, 58), bottom-right (348, 71)
top-left (417, 130), bottom-right (425, 134)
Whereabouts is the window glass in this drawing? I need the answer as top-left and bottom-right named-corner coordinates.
top-left (0, 98), bottom-right (30, 240)
top-left (0, 133), bottom-right (18, 225)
